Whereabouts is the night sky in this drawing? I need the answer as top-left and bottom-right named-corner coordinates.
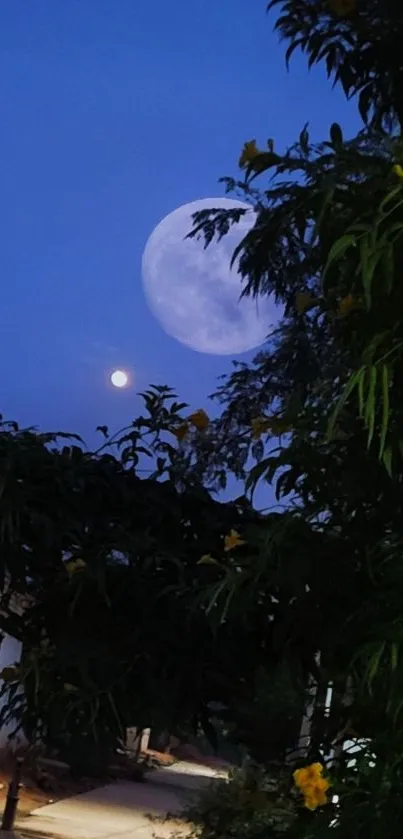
top-left (0, 0), bottom-right (360, 450)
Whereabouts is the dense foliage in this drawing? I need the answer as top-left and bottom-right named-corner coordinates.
top-left (1, 2), bottom-right (403, 836)
top-left (0, 393), bottom-right (268, 771)
top-left (181, 0), bottom-right (403, 836)
top-left (185, 763), bottom-right (298, 839)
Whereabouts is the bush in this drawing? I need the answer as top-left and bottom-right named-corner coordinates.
top-left (184, 762), bottom-right (297, 839)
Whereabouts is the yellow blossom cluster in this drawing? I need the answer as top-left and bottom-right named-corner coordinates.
top-left (293, 762), bottom-right (330, 810)
top-left (171, 408), bottom-right (210, 442)
top-left (197, 530), bottom-right (246, 566)
top-left (251, 416), bottom-right (272, 440)
top-left (337, 293), bottom-right (362, 317)
top-left (224, 529), bottom-right (245, 551)
top-left (65, 557), bottom-right (86, 577)
top-left (239, 140), bottom-right (261, 168)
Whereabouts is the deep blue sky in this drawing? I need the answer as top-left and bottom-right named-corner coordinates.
top-left (0, 0), bottom-right (360, 446)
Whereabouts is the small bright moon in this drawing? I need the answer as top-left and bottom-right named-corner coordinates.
top-left (110, 369), bottom-right (129, 388)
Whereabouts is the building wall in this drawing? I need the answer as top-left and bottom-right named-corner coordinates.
top-left (0, 634), bottom-right (23, 750)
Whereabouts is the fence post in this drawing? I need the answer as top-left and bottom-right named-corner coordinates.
top-left (1, 757), bottom-right (23, 831)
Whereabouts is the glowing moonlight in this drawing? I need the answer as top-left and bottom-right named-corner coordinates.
top-left (141, 198), bottom-right (276, 355)
top-left (111, 369), bottom-right (129, 388)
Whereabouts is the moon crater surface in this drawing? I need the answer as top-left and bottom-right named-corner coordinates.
top-left (141, 198), bottom-right (277, 355)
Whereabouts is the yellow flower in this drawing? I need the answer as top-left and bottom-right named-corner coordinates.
top-left (338, 293), bottom-right (359, 316)
top-left (304, 777), bottom-right (330, 810)
top-left (224, 529), bottom-right (246, 551)
top-left (294, 763), bottom-right (323, 790)
top-left (197, 554), bottom-right (220, 565)
top-left (170, 422), bottom-right (189, 442)
top-left (251, 415), bottom-right (292, 439)
top-left (293, 763), bottom-right (330, 811)
top-left (239, 140), bottom-right (260, 169)
top-left (316, 776), bottom-right (330, 792)
top-left (188, 409), bottom-right (209, 431)
top-left (328, 0), bottom-right (356, 16)
top-left (251, 417), bottom-right (271, 440)
top-left (304, 787), bottom-right (328, 810)
top-left (393, 164), bottom-right (403, 179)
top-left (65, 558), bottom-right (86, 577)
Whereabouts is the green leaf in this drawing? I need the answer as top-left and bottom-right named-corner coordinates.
top-left (382, 242), bottom-right (395, 295)
top-left (358, 234), bottom-right (370, 307)
top-left (327, 369), bottom-right (363, 441)
top-left (322, 234), bottom-right (356, 284)
top-left (383, 446), bottom-right (393, 477)
top-left (366, 643), bottom-right (385, 694)
top-left (365, 366), bottom-right (377, 448)
top-left (379, 185), bottom-right (403, 215)
top-left (379, 364), bottom-right (390, 458)
top-left (330, 122), bottom-right (343, 147)
top-left (96, 425), bottom-right (109, 438)
top-left (205, 578), bottom-right (228, 617)
top-left (316, 186), bottom-right (335, 230)
top-left (358, 234), bottom-right (382, 310)
top-left (299, 123), bottom-right (310, 154)
top-left (63, 683), bottom-right (79, 693)
top-left (197, 554), bottom-right (220, 566)
top-left (358, 368), bottom-right (365, 416)
top-left (362, 331), bottom-right (390, 365)
top-left (391, 643), bottom-right (399, 672)
top-left (245, 458), bottom-right (272, 495)
top-left (245, 151), bottom-right (281, 182)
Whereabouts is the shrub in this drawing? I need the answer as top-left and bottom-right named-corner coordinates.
top-left (184, 762), bottom-right (297, 839)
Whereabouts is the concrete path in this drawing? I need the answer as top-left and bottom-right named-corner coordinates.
top-left (15, 761), bottom-right (227, 839)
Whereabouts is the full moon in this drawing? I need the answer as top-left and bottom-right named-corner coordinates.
top-left (111, 369), bottom-right (129, 388)
top-left (141, 198), bottom-right (276, 355)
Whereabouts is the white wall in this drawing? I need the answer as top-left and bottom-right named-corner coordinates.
top-left (0, 634), bottom-right (23, 750)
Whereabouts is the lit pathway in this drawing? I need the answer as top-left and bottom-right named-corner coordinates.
top-left (15, 762), bottom-right (227, 839)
